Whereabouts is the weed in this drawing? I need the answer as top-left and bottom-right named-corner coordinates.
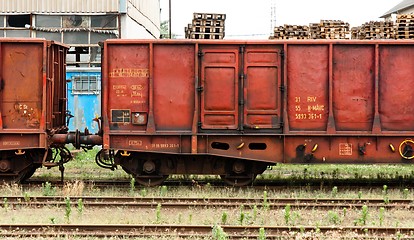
top-left (331, 186), bottom-right (338, 197)
top-left (263, 191), bottom-right (269, 210)
top-left (382, 185), bottom-right (388, 195)
top-left (379, 207), bottom-right (385, 226)
top-left (3, 198), bottom-right (8, 211)
top-left (42, 182), bottom-right (56, 196)
top-left (358, 191), bottom-right (362, 199)
top-left (212, 224), bottom-right (228, 240)
top-left (178, 213), bottom-right (182, 224)
top-left (258, 227), bottom-right (266, 240)
top-left (160, 185), bottom-right (168, 196)
top-left (23, 192), bottom-right (30, 202)
top-left (64, 197), bottom-right (71, 223)
top-left (221, 212), bottom-right (228, 225)
top-left (129, 177), bottom-right (136, 194)
top-left (239, 205), bottom-right (245, 225)
top-left (140, 188), bottom-right (148, 197)
top-left (343, 208), bottom-right (347, 217)
top-left (156, 203), bottom-right (162, 223)
top-left (189, 213), bottom-right (193, 224)
top-left (253, 205), bottom-right (258, 221)
top-left (77, 198), bottom-right (84, 214)
top-left (402, 188), bottom-right (409, 199)
top-left (50, 217), bottom-right (56, 224)
top-left (284, 204), bottom-right (291, 225)
top-left (383, 195), bottom-right (390, 204)
top-left (62, 181), bottom-right (84, 196)
top-left (328, 210), bottom-right (340, 225)
top-left (354, 205), bottom-right (369, 226)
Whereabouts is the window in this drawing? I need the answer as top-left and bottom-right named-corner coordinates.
top-left (7, 15), bottom-right (30, 27)
top-left (35, 15), bottom-right (61, 27)
top-left (72, 75), bottom-right (100, 94)
top-left (91, 15), bottom-right (117, 28)
top-left (63, 16), bottom-right (88, 28)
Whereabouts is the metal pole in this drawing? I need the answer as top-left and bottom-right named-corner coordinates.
top-left (169, 0), bottom-right (172, 38)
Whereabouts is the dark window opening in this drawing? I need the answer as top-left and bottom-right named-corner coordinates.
top-left (7, 15), bottom-right (30, 27)
top-left (211, 142), bottom-right (230, 150)
top-left (249, 143), bottom-right (267, 150)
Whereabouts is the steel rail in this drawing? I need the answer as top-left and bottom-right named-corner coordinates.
top-left (2, 196), bottom-right (413, 209)
top-left (0, 224), bottom-right (412, 238)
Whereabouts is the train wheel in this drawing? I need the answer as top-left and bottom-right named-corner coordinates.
top-left (220, 174), bottom-right (257, 187)
top-left (134, 175), bottom-right (169, 187)
top-left (220, 159), bottom-right (257, 186)
top-left (20, 164), bottom-right (41, 182)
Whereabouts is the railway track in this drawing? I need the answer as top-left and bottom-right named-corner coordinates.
top-left (0, 223), bottom-right (413, 238)
top-left (2, 196), bottom-right (413, 210)
top-left (25, 177), bottom-right (414, 189)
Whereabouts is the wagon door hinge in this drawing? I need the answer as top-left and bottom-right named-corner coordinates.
top-left (279, 50), bottom-right (285, 60)
top-left (198, 50), bottom-right (204, 58)
top-left (239, 73), bottom-right (246, 81)
top-left (279, 85), bottom-right (285, 92)
top-left (197, 86), bottom-right (204, 92)
top-left (239, 45), bottom-right (245, 53)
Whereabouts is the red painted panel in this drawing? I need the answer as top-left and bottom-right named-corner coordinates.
top-left (332, 45), bottom-right (375, 131)
top-left (380, 45), bottom-right (414, 131)
top-left (106, 44), bottom-right (149, 131)
top-left (1, 43), bottom-right (43, 129)
top-left (244, 45), bottom-right (281, 129)
top-left (153, 44), bottom-right (195, 131)
top-left (287, 45), bottom-right (329, 131)
top-left (200, 46), bottom-right (238, 129)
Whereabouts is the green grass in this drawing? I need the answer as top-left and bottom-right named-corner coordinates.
top-left (259, 163), bottom-right (414, 182)
top-left (33, 146), bottom-right (414, 186)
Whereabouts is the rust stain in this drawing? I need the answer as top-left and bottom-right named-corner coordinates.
top-left (14, 103), bottom-right (40, 128)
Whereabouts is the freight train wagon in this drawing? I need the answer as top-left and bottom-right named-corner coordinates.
top-left (90, 39), bottom-right (414, 186)
top-left (0, 38), bottom-right (69, 182)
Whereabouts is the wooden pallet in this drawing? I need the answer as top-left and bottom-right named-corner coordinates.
top-left (193, 13), bottom-right (226, 20)
top-left (352, 21), bottom-right (395, 39)
top-left (188, 32), bottom-right (224, 39)
top-left (309, 20), bottom-right (350, 39)
top-left (189, 26), bottom-right (225, 34)
top-left (192, 19), bottom-right (225, 27)
top-left (396, 14), bottom-right (414, 39)
top-left (186, 12), bottom-right (226, 40)
top-left (272, 24), bottom-right (309, 40)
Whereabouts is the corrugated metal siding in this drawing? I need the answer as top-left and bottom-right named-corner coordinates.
top-left (126, 0), bottom-right (160, 37)
top-left (0, 0), bottom-right (120, 13)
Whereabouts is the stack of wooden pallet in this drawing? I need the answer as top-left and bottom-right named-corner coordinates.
top-left (350, 27), bottom-right (360, 39)
top-left (352, 21), bottom-right (395, 39)
top-left (272, 25), bottom-right (309, 39)
top-left (396, 14), bottom-right (414, 39)
top-left (310, 20), bottom-right (350, 39)
top-left (185, 13), bottom-right (226, 39)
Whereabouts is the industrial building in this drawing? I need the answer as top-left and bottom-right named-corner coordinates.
top-left (0, 0), bottom-right (161, 67)
top-left (381, 0), bottom-right (414, 21)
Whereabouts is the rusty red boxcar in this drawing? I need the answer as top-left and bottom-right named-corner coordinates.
top-left (0, 38), bottom-right (69, 181)
top-left (98, 39), bottom-right (414, 186)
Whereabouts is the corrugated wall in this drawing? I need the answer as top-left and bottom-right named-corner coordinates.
top-left (0, 0), bottom-right (120, 13)
top-left (126, 0), bottom-right (160, 37)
